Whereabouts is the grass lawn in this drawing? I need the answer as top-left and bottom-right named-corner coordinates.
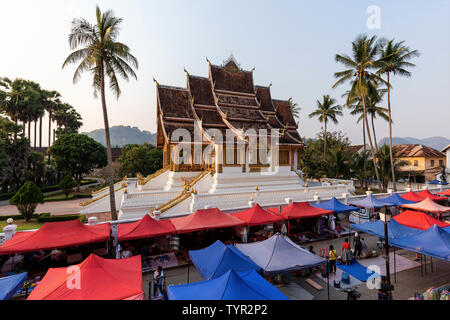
top-left (0, 219), bottom-right (43, 231)
top-left (43, 191), bottom-right (92, 202)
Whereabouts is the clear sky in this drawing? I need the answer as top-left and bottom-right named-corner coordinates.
top-left (1, 0), bottom-right (449, 145)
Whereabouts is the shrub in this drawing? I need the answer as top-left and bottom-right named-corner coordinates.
top-left (0, 213), bottom-right (40, 221)
top-left (9, 181), bottom-right (44, 221)
top-left (58, 175), bottom-right (76, 197)
top-left (37, 213), bottom-right (86, 223)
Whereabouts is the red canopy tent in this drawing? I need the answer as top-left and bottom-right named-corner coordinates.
top-left (170, 208), bottom-right (245, 234)
top-left (393, 210), bottom-right (450, 230)
top-left (27, 254), bottom-right (144, 300)
top-left (401, 191), bottom-right (425, 202)
top-left (401, 197), bottom-right (450, 220)
top-left (437, 189), bottom-right (450, 196)
top-left (232, 204), bottom-right (284, 226)
top-left (416, 189), bottom-right (447, 202)
top-left (118, 214), bottom-right (176, 241)
top-left (280, 202), bottom-right (333, 220)
top-left (0, 220), bottom-right (110, 255)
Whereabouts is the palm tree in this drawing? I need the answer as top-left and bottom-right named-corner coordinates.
top-left (376, 144), bottom-right (408, 192)
top-left (308, 95), bottom-right (342, 158)
top-left (41, 90), bottom-right (61, 161)
top-left (333, 34), bottom-right (386, 191)
top-left (288, 98), bottom-right (301, 125)
top-left (348, 87), bottom-right (389, 150)
top-left (53, 103), bottom-right (83, 136)
top-left (378, 40), bottom-right (420, 192)
top-left (63, 5), bottom-right (138, 220)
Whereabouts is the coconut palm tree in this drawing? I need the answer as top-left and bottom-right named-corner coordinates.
top-left (348, 87), bottom-right (389, 150)
top-left (378, 40), bottom-right (420, 192)
top-left (40, 90), bottom-right (61, 161)
top-left (63, 5), bottom-right (138, 220)
top-left (288, 98), bottom-right (301, 125)
top-left (333, 34), bottom-right (386, 191)
top-left (308, 95), bottom-right (342, 158)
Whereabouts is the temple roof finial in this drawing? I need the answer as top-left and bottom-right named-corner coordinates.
top-left (184, 67), bottom-right (189, 76)
top-left (206, 57), bottom-right (211, 65)
top-left (153, 77), bottom-right (159, 87)
top-left (268, 82), bottom-right (272, 88)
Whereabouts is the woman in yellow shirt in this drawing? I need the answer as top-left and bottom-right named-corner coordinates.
top-left (328, 245), bottom-right (337, 273)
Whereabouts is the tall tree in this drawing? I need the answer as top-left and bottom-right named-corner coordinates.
top-left (288, 98), bottom-right (301, 125)
top-left (378, 40), bottom-right (419, 192)
top-left (308, 95), bottom-right (342, 158)
top-left (41, 90), bottom-right (61, 161)
top-left (333, 34), bottom-right (386, 191)
top-left (63, 5), bottom-right (138, 220)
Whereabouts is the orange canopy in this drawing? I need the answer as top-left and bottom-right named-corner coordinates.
top-left (393, 210), bottom-right (450, 230)
top-left (437, 189), bottom-right (450, 196)
top-left (401, 191), bottom-right (425, 202)
top-left (280, 202), bottom-right (333, 220)
top-left (232, 204), bottom-right (284, 226)
top-left (27, 254), bottom-right (143, 300)
top-left (118, 214), bottom-right (176, 241)
top-left (401, 197), bottom-right (450, 213)
top-left (416, 189), bottom-right (447, 202)
top-left (170, 208), bottom-right (245, 234)
top-left (0, 220), bottom-right (110, 255)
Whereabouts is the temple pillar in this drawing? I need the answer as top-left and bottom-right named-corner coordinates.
top-left (245, 144), bottom-right (250, 173)
top-left (293, 149), bottom-right (298, 172)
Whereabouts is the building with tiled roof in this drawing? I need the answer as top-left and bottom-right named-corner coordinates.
top-left (395, 144), bottom-right (446, 182)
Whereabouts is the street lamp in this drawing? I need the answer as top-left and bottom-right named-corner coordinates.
top-left (379, 207), bottom-right (392, 300)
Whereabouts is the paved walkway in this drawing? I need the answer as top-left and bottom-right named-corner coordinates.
top-left (0, 199), bottom-right (81, 216)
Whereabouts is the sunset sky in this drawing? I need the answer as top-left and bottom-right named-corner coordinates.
top-left (1, 0), bottom-right (449, 145)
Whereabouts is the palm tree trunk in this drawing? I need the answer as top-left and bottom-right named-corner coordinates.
top-left (23, 121), bottom-right (26, 138)
top-left (387, 73), bottom-right (397, 192)
top-left (363, 111), bottom-right (368, 190)
top-left (39, 116), bottom-right (43, 149)
top-left (14, 119), bottom-right (18, 141)
top-left (323, 119), bottom-right (327, 158)
top-left (100, 62), bottom-right (118, 221)
top-left (48, 111), bottom-right (52, 163)
top-left (28, 122), bottom-right (31, 144)
top-left (371, 114), bottom-right (378, 151)
top-left (361, 93), bottom-right (383, 191)
top-left (34, 120), bottom-right (37, 148)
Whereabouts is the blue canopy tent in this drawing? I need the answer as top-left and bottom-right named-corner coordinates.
top-left (312, 197), bottom-right (359, 213)
top-left (445, 226), bottom-right (450, 233)
top-left (234, 234), bottom-right (326, 275)
top-left (380, 193), bottom-right (417, 206)
top-left (0, 272), bottom-right (28, 300)
top-left (189, 240), bottom-right (261, 280)
top-left (348, 194), bottom-right (395, 209)
top-left (429, 179), bottom-right (448, 185)
top-left (167, 269), bottom-right (289, 300)
top-left (390, 225), bottom-right (450, 261)
top-left (351, 219), bottom-right (422, 240)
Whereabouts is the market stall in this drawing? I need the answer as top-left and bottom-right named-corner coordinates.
top-left (401, 191), bottom-right (425, 202)
top-left (189, 240), bottom-right (261, 280)
top-left (234, 233), bottom-right (327, 276)
top-left (232, 204), bottom-right (284, 242)
top-left (167, 269), bottom-right (288, 300)
top-left (0, 272), bottom-right (28, 300)
top-left (401, 197), bottom-right (450, 221)
top-left (416, 189), bottom-right (447, 203)
top-left (275, 202), bottom-right (333, 242)
top-left (393, 210), bottom-right (450, 230)
top-left (27, 254), bottom-right (144, 300)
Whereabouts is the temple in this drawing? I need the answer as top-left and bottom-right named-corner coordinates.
top-left (81, 56), bottom-right (355, 220)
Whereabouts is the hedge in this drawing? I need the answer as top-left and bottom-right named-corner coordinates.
top-left (0, 213), bottom-right (40, 221)
top-left (36, 213), bottom-right (86, 223)
top-left (0, 179), bottom-right (97, 201)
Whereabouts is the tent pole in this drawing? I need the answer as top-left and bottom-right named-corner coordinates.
top-left (187, 262), bottom-right (190, 284)
top-left (430, 257), bottom-right (433, 272)
top-left (394, 247), bottom-right (396, 283)
top-left (327, 263), bottom-right (330, 301)
top-left (420, 254), bottom-right (423, 277)
top-left (424, 255), bottom-right (427, 274)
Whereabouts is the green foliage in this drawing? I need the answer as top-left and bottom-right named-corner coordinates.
top-left (376, 145), bottom-right (409, 191)
top-left (26, 152), bottom-right (46, 187)
top-left (58, 174), bottom-right (76, 197)
top-left (0, 213), bottom-right (40, 221)
top-left (53, 103), bottom-right (82, 136)
top-left (50, 133), bottom-right (107, 190)
top-left (300, 131), bottom-right (351, 179)
top-left (9, 181), bottom-right (44, 221)
top-left (118, 143), bottom-right (163, 177)
top-left (37, 212), bottom-right (86, 223)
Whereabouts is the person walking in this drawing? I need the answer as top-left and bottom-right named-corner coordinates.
top-left (328, 245), bottom-right (337, 273)
top-left (353, 233), bottom-right (363, 259)
top-left (341, 238), bottom-right (352, 265)
top-left (377, 276), bottom-right (392, 300)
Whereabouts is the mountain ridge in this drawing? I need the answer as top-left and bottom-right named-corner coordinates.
top-left (378, 136), bottom-right (449, 151)
top-left (82, 125), bottom-right (156, 147)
